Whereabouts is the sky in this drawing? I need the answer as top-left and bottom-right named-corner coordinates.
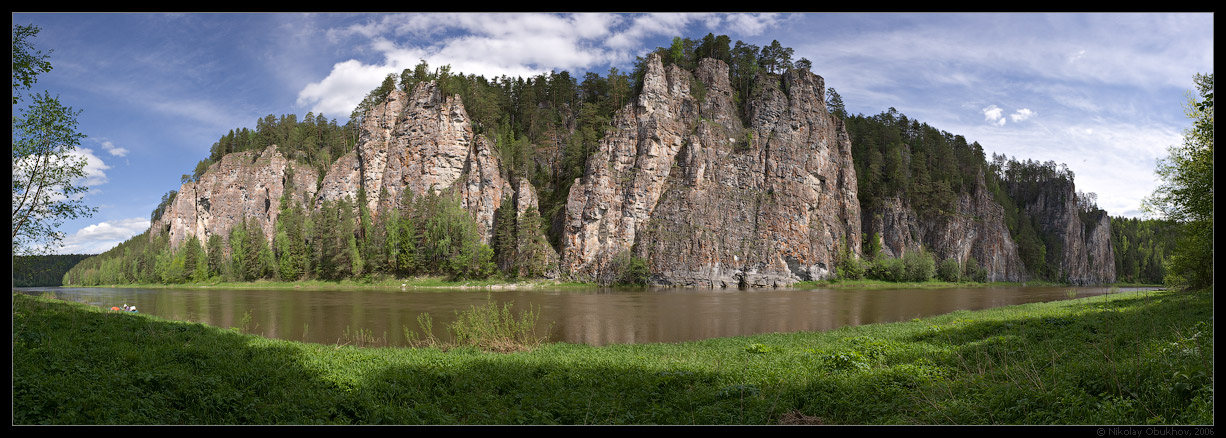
top-left (11, 12), bottom-right (1214, 255)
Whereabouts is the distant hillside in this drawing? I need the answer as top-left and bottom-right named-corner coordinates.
top-left (13, 254), bottom-right (94, 287)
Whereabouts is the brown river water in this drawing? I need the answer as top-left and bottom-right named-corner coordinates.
top-left (14, 285), bottom-right (1155, 347)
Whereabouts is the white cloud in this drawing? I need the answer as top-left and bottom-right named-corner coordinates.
top-left (983, 105), bottom-right (1006, 126)
top-left (296, 59), bottom-right (405, 119)
top-left (299, 13), bottom-right (789, 119)
top-left (57, 217), bottom-right (151, 254)
top-left (97, 139), bottom-right (129, 157)
top-left (71, 147), bottom-right (111, 187)
top-left (710, 13), bottom-right (783, 36)
top-left (1010, 108), bottom-right (1034, 122)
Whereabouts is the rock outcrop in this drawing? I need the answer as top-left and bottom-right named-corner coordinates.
top-left (151, 145), bottom-right (319, 250)
top-left (1014, 181), bottom-right (1116, 284)
top-left (150, 52), bottom-right (1109, 287)
top-left (865, 172), bottom-right (1027, 282)
top-left (158, 80), bottom-right (554, 264)
top-left (561, 55), bottom-right (861, 287)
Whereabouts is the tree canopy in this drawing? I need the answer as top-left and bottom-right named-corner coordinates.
top-left (1143, 73), bottom-right (1213, 289)
top-left (12, 24), bottom-right (95, 256)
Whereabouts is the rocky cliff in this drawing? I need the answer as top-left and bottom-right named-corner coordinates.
top-left (151, 145), bottom-right (319, 250)
top-left (865, 172), bottom-right (1028, 282)
top-left (156, 80), bottom-right (555, 267)
top-left (1013, 181), bottom-right (1116, 284)
top-left (315, 81), bottom-right (516, 244)
top-left (561, 55), bottom-right (861, 287)
top-left (150, 52), bottom-right (1109, 287)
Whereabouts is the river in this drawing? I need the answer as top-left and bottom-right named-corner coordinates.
top-left (13, 285), bottom-right (1154, 347)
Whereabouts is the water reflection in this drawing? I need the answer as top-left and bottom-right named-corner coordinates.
top-left (15, 285), bottom-right (1149, 347)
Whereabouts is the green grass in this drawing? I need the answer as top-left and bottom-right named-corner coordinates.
top-left (13, 287), bottom-right (1213, 424)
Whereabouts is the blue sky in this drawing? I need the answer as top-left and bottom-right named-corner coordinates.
top-left (12, 13), bottom-right (1214, 255)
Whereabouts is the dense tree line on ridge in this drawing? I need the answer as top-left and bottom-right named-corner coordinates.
top-left (13, 254), bottom-right (93, 286)
top-left (839, 106), bottom-right (1165, 283)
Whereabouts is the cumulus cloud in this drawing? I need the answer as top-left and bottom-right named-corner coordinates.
top-left (57, 217), bottom-right (151, 254)
top-left (1010, 108), bottom-right (1035, 122)
top-left (706, 13), bottom-right (783, 36)
top-left (97, 139), bottom-right (129, 157)
top-left (982, 105), bottom-right (1006, 126)
top-left (71, 147), bottom-right (111, 187)
top-left (298, 13), bottom-right (786, 119)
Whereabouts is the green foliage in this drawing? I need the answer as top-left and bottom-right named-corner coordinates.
top-left (937, 258), bottom-right (962, 283)
top-left (446, 295), bottom-right (550, 353)
top-left (835, 235), bottom-right (866, 280)
top-left (901, 249), bottom-right (936, 282)
top-left (150, 190), bottom-right (178, 222)
top-left (12, 24), bottom-right (95, 256)
top-left (1144, 73), bottom-right (1213, 290)
top-left (13, 254), bottom-right (92, 286)
top-left (604, 250), bottom-right (650, 286)
top-left (869, 256), bottom-right (906, 282)
top-left (963, 257), bottom-right (988, 283)
top-left (826, 87), bottom-right (846, 120)
top-left (1110, 217), bottom-right (1180, 284)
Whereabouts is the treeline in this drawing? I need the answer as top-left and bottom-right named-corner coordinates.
top-left (842, 108), bottom-right (1112, 282)
top-left (844, 108), bottom-right (988, 217)
top-left (13, 254), bottom-right (93, 286)
top-left (836, 242), bottom-right (989, 284)
top-left (191, 112), bottom-right (354, 185)
top-left (1110, 217), bottom-right (1181, 284)
top-left (63, 178), bottom-right (555, 285)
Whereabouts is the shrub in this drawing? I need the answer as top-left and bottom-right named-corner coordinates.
top-left (838, 255), bottom-right (867, 280)
top-left (869, 256), bottom-right (906, 282)
top-left (406, 295), bottom-right (551, 353)
top-left (902, 249), bottom-right (935, 282)
top-left (604, 250), bottom-right (650, 286)
top-left (937, 258), bottom-right (962, 282)
top-left (965, 256), bottom-right (988, 283)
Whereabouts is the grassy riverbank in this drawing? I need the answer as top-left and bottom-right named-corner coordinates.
top-left (13, 287), bottom-right (1212, 424)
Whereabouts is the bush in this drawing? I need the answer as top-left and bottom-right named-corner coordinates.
top-left (405, 295), bottom-right (551, 353)
top-left (902, 249), bottom-right (935, 282)
top-left (964, 256), bottom-right (988, 283)
top-left (838, 256), bottom-right (867, 280)
top-left (869, 256), bottom-right (906, 282)
top-left (937, 258), bottom-right (962, 282)
top-left (605, 250), bottom-right (650, 286)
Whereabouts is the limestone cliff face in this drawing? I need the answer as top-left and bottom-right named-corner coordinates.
top-left (866, 173), bottom-right (1027, 282)
top-left (312, 80), bottom-right (545, 249)
top-left (159, 80), bottom-right (553, 265)
top-left (561, 55), bottom-right (861, 286)
top-left (1014, 181), bottom-right (1116, 285)
top-left (151, 145), bottom-right (319, 250)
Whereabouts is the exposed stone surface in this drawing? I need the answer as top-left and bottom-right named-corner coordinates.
top-left (1014, 181), bottom-right (1117, 284)
top-left (562, 55), bottom-right (861, 287)
top-left (311, 81), bottom-right (541, 246)
top-left (152, 145), bottom-right (318, 250)
top-left (865, 173), bottom-right (1027, 282)
top-left (150, 55), bottom-right (1110, 287)
top-left (159, 80), bottom-right (548, 257)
